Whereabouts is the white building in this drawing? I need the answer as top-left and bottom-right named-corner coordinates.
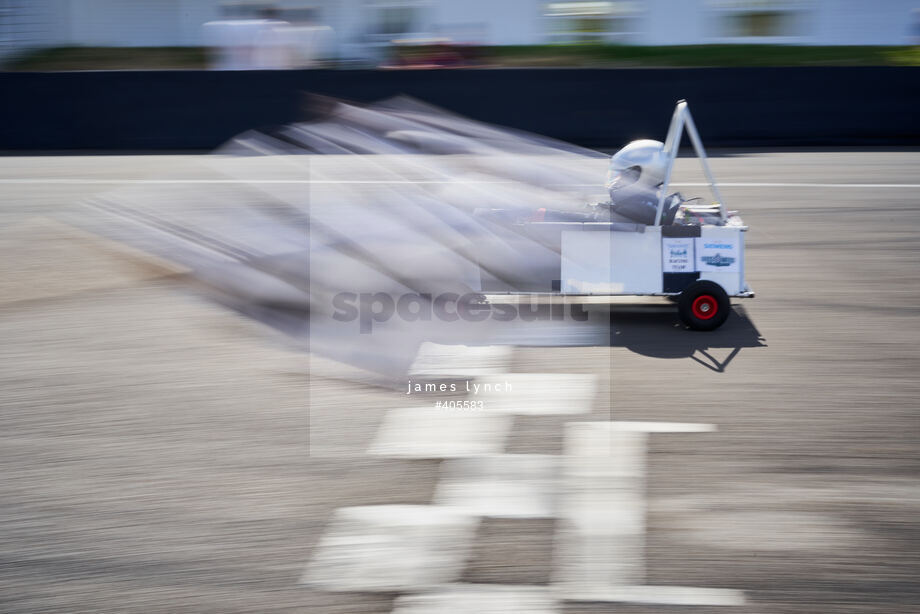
top-left (1, 0), bottom-right (917, 61)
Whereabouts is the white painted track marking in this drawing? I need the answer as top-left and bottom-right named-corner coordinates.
top-left (564, 585), bottom-right (745, 606)
top-left (302, 505), bottom-right (479, 592)
top-left (368, 407), bottom-right (513, 458)
top-left (0, 178), bottom-right (512, 185)
top-left (558, 425), bottom-right (648, 589)
top-left (604, 421), bottom-right (716, 433)
top-left (391, 584), bottom-right (559, 614)
top-left (307, 346), bottom-right (744, 605)
top-left (473, 373), bottom-right (596, 415)
top-left (556, 421), bottom-right (743, 605)
top-left (674, 182), bottom-right (920, 189)
top-left (434, 455), bottom-right (558, 518)
top-left (409, 343), bottom-right (513, 378)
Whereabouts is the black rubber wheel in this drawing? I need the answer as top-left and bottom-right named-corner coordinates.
top-left (678, 281), bottom-right (730, 331)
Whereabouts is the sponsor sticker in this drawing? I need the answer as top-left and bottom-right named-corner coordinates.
top-left (662, 238), bottom-right (695, 273)
top-left (695, 237), bottom-right (740, 272)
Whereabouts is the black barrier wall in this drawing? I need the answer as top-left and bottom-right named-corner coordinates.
top-left (1, 67), bottom-right (917, 150)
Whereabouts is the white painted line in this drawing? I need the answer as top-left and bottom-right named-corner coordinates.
top-left (302, 505), bottom-right (479, 592)
top-left (555, 421), bottom-right (742, 605)
top-left (0, 178), bottom-right (917, 188)
top-left (0, 178), bottom-right (513, 185)
top-left (563, 585), bottom-right (745, 606)
top-left (473, 373), bottom-right (596, 415)
top-left (392, 584), bottom-right (560, 614)
top-left (605, 421), bottom-right (716, 433)
top-left (368, 407), bottom-right (512, 458)
top-left (557, 425), bottom-right (648, 589)
top-left (409, 343), bottom-right (512, 378)
top-left (434, 455), bottom-right (558, 518)
top-left (674, 182), bottom-right (919, 189)
top-left (570, 181), bottom-right (920, 189)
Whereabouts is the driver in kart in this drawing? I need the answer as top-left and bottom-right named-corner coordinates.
top-left (600, 139), bottom-right (680, 226)
top-left (523, 139), bottom-right (727, 226)
top-left (528, 139), bottom-right (682, 225)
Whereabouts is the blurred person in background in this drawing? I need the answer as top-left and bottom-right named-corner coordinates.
top-left (204, 5), bottom-right (309, 70)
top-left (202, 15), bottom-right (252, 70)
top-left (204, 6), bottom-right (333, 70)
top-left (285, 8), bottom-right (335, 68)
top-left (252, 7), bottom-right (292, 69)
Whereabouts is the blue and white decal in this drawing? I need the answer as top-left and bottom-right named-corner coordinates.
top-left (695, 237), bottom-right (740, 272)
top-left (662, 238), bottom-right (695, 273)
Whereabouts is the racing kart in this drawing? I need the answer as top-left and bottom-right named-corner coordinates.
top-left (474, 100), bottom-right (754, 331)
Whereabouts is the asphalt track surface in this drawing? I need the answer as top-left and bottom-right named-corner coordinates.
top-left (1, 151), bottom-right (918, 613)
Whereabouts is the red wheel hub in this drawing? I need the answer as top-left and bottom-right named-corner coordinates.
top-left (691, 295), bottom-right (718, 320)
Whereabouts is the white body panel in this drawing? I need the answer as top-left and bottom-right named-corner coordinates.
top-left (559, 225), bottom-right (748, 297)
top-left (697, 226), bottom-right (746, 296)
top-left (561, 228), bottom-right (663, 295)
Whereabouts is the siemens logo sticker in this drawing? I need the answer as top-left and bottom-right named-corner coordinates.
top-left (695, 236), bottom-right (740, 272)
top-left (701, 253), bottom-right (736, 267)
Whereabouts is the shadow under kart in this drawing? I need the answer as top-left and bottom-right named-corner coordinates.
top-left (608, 303), bottom-right (765, 372)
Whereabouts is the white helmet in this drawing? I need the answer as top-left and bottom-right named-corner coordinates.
top-left (605, 139), bottom-right (668, 197)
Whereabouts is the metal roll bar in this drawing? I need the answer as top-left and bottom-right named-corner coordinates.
top-left (654, 100), bottom-right (727, 226)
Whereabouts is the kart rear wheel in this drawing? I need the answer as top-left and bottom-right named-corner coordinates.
top-left (678, 281), bottom-right (730, 331)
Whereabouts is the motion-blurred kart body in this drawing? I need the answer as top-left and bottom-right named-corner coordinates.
top-left (476, 100), bottom-right (754, 331)
top-left (75, 97), bottom-right (752, 381)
